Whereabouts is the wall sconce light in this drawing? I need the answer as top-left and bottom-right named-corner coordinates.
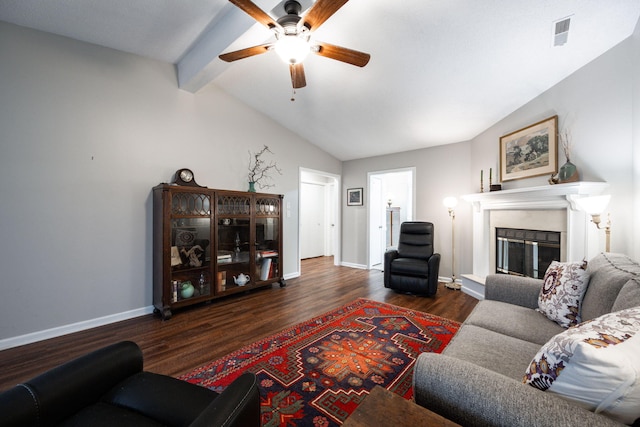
top-left (442, 196), bottom-right (460, 290)
top-left (574, 195), bottom-right (611, 252)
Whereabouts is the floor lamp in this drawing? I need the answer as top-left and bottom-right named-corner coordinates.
top-left (443, 197), bottom-right (461, 290)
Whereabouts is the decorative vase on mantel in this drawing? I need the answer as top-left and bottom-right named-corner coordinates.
top-left (550, 159), bottom-right (579, 184)
top-left (248, 181), bottom-right (256, 192)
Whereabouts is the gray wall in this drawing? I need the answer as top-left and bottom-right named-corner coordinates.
top-left (634, 18), bottom-right (640, 258)
top-left (470, 34), bottom-right (636, 255)
top-left (342, 142), bottom-right (472, 277)
top-left (0, 22), bottom-right (341, 343)
top-left (342, 25), bottom-right (640, 276)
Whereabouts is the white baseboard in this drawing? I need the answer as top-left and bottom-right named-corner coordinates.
top-left (0, 273), bottom-right (306, 351)
top-left (284, 271), bottom-right (300, 280)
top-left (340, 262), bottom-right (368, 269)
top-left (0, 306), bottom-right (155, 351)
top-left (461, 274), bottom-right (486, 300)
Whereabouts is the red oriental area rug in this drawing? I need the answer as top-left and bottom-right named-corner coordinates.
top-left (180, 298), bottom-right (459, 426)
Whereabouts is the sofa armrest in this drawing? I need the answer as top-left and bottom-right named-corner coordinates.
top-left (383, 249), bottom-right (398, 288)
top-left (0, 385), bottom-right (41, 427)
top-left (427, 252), bottom-right (441, 291)
top-left (190, 373), bottom-right (260, 427)
top-left (0, 341), bottom-right (143, 426)
top-left (485, 274), bottom-right (543, 309)
top-left (413, 353), bottom-right (623, 427)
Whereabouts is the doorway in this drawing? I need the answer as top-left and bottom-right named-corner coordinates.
top-left (367, 168), bottom-right (415, 270)
top-left (299, 169), bottom-right (341, 273)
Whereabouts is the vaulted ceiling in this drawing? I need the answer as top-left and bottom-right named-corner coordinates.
top-left (1, 0), bottom-right (639, 160)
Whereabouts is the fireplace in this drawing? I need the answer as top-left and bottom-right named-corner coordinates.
top-left (461, 182), bottom-right (609, 300)
top-left (495, 228), bottom-right (561, 279)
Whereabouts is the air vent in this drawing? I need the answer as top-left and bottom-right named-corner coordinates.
top-left (553, 16), bottom-right (572, 47)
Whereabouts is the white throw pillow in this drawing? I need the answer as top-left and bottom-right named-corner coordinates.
top-left (537, 260), bottom-right (590, 327)
top-left (524, 306), bottom-right (640, 425)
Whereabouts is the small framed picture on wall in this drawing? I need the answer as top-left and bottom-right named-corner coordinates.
top-left (347, 188), bottom-right (363, 206)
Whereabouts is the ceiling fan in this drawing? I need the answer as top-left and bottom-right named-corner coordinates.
top-left (219, 0), bottom-right (370, 89)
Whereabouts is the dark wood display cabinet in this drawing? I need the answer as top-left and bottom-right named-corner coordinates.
top-left (153, 184), bottom-right (284, 320)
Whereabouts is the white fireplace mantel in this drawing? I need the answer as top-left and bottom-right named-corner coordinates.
top-left (463, 182), bottom-right (610, 211)
top-left (460, 182), bottom-right (609, 299)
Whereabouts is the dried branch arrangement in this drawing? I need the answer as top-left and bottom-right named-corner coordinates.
top-left (559, 129), bottom-right (573, 161)
top-left (247, 145), bottom-right (282, 189)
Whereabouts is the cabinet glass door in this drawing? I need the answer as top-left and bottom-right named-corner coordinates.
top-left (255, 196), bottom-right (281, 282)
top-left (217, 194), bottom-right (252, 292)
top-left (170, 192), bottom-right (212, 302)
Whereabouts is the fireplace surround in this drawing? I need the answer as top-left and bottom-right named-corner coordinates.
top-left (461, 182), bottom-right (608, 299)
top-left (495, 227), bottom-right (561, 279)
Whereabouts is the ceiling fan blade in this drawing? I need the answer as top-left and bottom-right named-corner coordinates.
top-left (229, 0), bottom-right (277, 28)
top-left (290, 63), bottom-right (306, 88)
top-left (219, 44), bottom-right (273, 62)
top-left (302, 0), bottom-right (349, 31)
top-left (313, 41), bottom-right (370, 67)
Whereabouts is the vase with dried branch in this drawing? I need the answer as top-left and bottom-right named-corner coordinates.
top-left (247, 145), bottom-right (282, 192)
top-left (550, 130), bottom-right (579, 184)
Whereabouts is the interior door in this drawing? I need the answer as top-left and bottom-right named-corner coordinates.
top-left (300, 182), bottom-right (325, 259)
top-left (369, 176), bottom-right (383, 268)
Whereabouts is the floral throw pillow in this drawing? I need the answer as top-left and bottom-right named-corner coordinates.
top-left (524, 306), bottom-right (640, 425)
top-left (537, 260), bottom-right (590, 327)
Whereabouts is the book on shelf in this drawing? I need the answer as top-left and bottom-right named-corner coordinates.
top-left (259, 250), bottom-right (278, 258)
top-left (217, 251), bottom-right (233, 263)
top-left (260, 258), bottom-right (272, 280)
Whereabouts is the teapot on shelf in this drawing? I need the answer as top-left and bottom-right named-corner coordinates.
top-left (233, 273), bottom-right (250, 286)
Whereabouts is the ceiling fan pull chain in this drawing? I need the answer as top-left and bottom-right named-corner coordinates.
top-left (291, 88), bottom-right (296, 102)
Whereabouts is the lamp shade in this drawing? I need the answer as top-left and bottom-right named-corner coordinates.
top-left (443, 196), bottom-right (458, 209)
top-left (574, 195), bottom-right (611, 215)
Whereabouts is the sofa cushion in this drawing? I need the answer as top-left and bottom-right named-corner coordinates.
top-left (523, 306), bottom-right (640, 425)
top-left (537, 260), bottom-right (590, 327)
top-left (60, 402), bottom-right (165, 427)
top-left (611, 278), bottom-right (640, 312)
top-left (444, 325), bottom-right (542, 380)
top-left (464, 300), bottom-right (564, 346)
top-left (389, 257), bottom-right (429, 277)
top-left (102, 372), bottom-right (218, 427)
top-left (582, 253), bottom-right (640, 321)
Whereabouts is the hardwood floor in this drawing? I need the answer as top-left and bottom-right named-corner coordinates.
top-left (0, 256), bottom-right (478, 391)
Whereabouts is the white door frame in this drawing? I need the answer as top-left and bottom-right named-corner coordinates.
top-left (299, 168), bottom-right (341, 274)
top-left (367, 167), bottom-right (416, 269)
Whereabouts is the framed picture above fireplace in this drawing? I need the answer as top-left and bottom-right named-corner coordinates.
top-left (500, 115), bottom-right (558, 182)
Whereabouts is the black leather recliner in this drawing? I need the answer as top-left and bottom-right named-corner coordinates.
top-left (0, 341), bottom-right (260, 427)
top-left (384, 221), bottom-right (441, 296)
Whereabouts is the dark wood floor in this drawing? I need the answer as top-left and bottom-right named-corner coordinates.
top-left (0, 256), bottom-right (478, 391)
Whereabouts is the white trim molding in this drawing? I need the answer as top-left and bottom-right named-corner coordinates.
top-left (0, 306), bottom-right (155, 351)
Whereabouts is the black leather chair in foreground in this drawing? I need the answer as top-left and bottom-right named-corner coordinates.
top-left (0, 341), bottom-right (260, 427)
top-left (384, 221), bottom-right (441, 296)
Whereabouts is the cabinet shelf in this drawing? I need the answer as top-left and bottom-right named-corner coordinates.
top-left (153, 185), bottom-right (285, 319)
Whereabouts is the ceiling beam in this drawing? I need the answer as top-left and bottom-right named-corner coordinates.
top-left (177, 0), bottom-right (316, 93)
top-left (177, 0), bottom-right (284, 93)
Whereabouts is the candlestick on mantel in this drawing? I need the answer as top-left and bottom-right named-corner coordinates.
top-left (489, 168), bottom-right (492, 186)
top-left (480, 169), bottom-right (484, 193)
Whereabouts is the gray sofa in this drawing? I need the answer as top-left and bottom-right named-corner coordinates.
top-left (413, 252), bottom-right (640, 427)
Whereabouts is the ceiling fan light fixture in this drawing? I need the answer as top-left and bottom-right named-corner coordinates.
top-left (222, 0), bottom-right (370, 89)
top-left (275, 34), bottom-right (310, 64)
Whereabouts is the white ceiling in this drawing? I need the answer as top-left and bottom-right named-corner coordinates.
top-left (1, 0), bottom-right (639, 160)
